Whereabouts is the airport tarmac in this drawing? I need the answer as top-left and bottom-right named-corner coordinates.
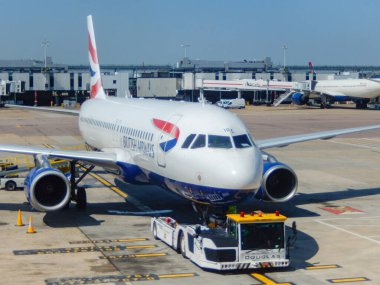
top-left (0, 105), bottom-right (380, 284)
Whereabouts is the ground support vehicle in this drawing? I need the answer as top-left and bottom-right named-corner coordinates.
top-left (216, 98), bottom-right (246, 109)
top-left (0, 176), bottom-right (25, 190)
top-left (151, 211), bottom-right (292, 271)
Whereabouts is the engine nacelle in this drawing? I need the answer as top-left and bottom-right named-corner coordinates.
top-left (255, 161), bottom-right (298, 202)
top-left (291, 92), bottom-right (309, 105)
top-left (24, 167), bottom-right (71, 212)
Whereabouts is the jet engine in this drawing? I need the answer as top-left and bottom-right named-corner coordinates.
top-left (255, 153), bottom-right (298, 202)
top-left (291, 92), bottom-right (309, 105)
top-left (24, 167), bottom-right (71, 212)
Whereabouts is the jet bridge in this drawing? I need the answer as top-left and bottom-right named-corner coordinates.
top-left (200, 79), bottom-right (308, 106)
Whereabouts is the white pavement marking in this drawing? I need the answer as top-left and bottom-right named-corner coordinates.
top-left (328, 138), bottom-right (380, 150)
top-left (344, 225), bottom-right (380, 227)
top-left (315, 219), bottom-right (380, 245)
top-left (359, 216), bottom-right (380, 219)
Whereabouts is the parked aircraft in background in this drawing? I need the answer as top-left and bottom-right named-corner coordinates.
top-left (202, 63), bottom-right (380, 109)
top-left (289, 77), bottom-right (380, 109)
top-left (1, 15), bottom-right (380, 219)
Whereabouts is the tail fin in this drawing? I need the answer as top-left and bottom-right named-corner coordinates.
top-left (308, 61), bottom-right (314, 74)
top-left (87, 15), bottom-right (106, 99)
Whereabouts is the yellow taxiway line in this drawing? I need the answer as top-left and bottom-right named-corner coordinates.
top-left (158, 273), bottom-right (196, 279)
top-left (250, 273), bottom-right (292, 285)
top-left (305, 264), bottom-right (340, 270)
top-left (328, 277), bottom-right (369, 283)
top-left (42, 143), bottom-right (128, 199)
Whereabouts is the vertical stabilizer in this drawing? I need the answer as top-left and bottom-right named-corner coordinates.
top-left (308, 61), bottom-right (314, 74)
top-left (87, 15), bottom-right (106, 99)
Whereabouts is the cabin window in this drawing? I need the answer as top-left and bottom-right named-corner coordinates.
top-left (191, 134), bottom-right (206, 149)
top-left (181, 134), bottom-right (196, 148)
top-left (233, 134), bottom-right (252, 148)
top-left (208, 135), bottom-right (232, 149)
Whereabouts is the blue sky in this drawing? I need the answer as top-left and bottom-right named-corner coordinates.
top-left (1, 0), bottom-right (379, 66)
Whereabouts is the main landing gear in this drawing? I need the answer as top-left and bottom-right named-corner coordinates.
top-left (192, 203), bottom-right (210, 225)
top-left (69, 161), bottom-right (94, 210)
top-left (320, 95), bottom-right (331, 109)
top-left (192, 203), bottom-right (228, 226)
top-left (355, 100), bottom-right (368, 109)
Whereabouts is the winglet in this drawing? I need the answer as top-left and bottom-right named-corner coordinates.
top-left (87, 15), bottom-right (106, 99)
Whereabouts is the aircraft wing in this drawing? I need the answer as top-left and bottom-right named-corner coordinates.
top-left (0, 144), bottom-right (117, 165)
top-left (256, 124), bottom-right (380, 149)
top-left (5, 104), bottom-right (80, 116)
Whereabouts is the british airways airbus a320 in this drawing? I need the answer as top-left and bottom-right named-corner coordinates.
top-left (1, 15), bottom-right (380, 217)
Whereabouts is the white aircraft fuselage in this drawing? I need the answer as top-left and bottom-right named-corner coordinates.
top-left (79, 97), bottom-right (263, 205)
top-left (313, 78), bottom-right (380, 99)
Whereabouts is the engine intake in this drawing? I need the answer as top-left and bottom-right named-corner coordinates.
top-left (291, 92), bottom-right (309, 105)
top-left (256, 161), bottom-right (298, 202)
top-left (24, 167), bottom-right (71, 212)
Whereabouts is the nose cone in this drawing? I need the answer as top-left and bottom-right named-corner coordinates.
top-left (213, 147), bottom-right (263, 190)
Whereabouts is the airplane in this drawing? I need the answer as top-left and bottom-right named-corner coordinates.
top-left (202, 62), bottom-right (380, 109)
top-left (1, 15), bottom-right (380, 219)
top-left (288, 62), bottom-right (380, 109)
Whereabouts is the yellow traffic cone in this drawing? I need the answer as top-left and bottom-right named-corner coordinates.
top-left (16, 209), bottom-right (24, 226)
top-left (27, 215), bottom-right (36, 234)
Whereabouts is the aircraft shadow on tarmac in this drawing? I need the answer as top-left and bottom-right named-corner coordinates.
top-left (1, 185), bottom-right (379, 228)
top-left (239, 187), bottom-right (380, 218)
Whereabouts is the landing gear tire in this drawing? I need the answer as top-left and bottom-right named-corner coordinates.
top-left (76, 187), bottom-right (87, 210)
top-left (192, 203), bottom-right (210, 225)
top-left (356, 102), bottom-right (367, 109)
top-left (153, 223), bottom-right (158, 240)
top-left (179, 232), bottom-right (187, 258)
top-left (5, 181), bottom-right (16, 191)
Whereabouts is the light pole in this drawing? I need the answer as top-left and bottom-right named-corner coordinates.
top-left (41, 40), bottom-right (49, 71)
top-left (282, 44), bottom-right (288, 69)
top-left (180, 44), bottom-right (190, 58)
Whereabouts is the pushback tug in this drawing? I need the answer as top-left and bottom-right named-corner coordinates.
top-left (151, 211), bottom-right (295, 271)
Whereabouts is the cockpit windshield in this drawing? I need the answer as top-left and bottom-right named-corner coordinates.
top-left (191, 134), bottom-right (206, 149)
top-left (233, 134), bottom-right (253, 148)
top-left (181, 133), bottom-right (253, 149)
top-left (182, 134), bottom-right (196, 148)
top-left (208, 135), bottom-right (232, 149)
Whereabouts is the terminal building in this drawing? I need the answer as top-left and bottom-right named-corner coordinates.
top-left (0, 56), bottom-right (374, 106)
top-left (0, 58), bottom-right (169, 105)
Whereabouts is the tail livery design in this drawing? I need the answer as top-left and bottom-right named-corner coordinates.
top-left (87, 15), bottom-right (106, 99)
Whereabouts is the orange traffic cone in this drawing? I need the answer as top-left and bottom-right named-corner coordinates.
top-left (26, 215), bottom-right (36, 234)
top-left (16, 209), bottom-right (24, 226)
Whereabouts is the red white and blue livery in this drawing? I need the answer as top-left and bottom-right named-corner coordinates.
top-left (1, 15), bottom-right (380, 213)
